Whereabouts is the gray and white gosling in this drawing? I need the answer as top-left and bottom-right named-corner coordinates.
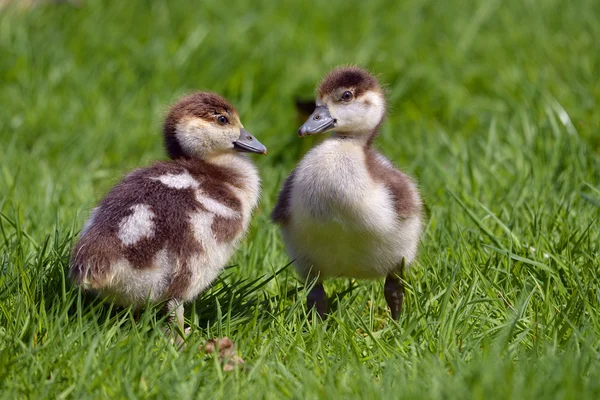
top-left (272, 67), bottom-right (423, 320)
top-left (71, 92), bottom-right (267, 336)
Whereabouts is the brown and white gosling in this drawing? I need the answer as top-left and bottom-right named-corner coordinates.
top-left (272, 67), bottom-right (423, 320)
top-left (71, 92), bottom-right (267, 336)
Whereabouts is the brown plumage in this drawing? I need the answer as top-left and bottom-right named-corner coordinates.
top-left (71, 160), bottom-right (244, 296)
top-left (271, 169), bottom-right (296, 225)
top-left (363, 148), bottom-right (421, 218)
top-left (164, 92), bottom-right (240, 159)
top-left (71, 91), bottom-right (266, 342)
top-left (317, 66), bottom-right (381, 98)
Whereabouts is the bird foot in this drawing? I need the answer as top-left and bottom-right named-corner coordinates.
top-left (307, 281), bottom-right (328, 320)
top-left (384, 274), bottom-right (404, 321)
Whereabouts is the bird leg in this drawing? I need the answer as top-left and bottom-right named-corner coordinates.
top-left (164, 298), bottom-right (187, 345)
top-left (163, 300), bottom-right (245, 370)
top-left (384, 271), bottom-right (405, 321)
top-left (307, 281), bottom-right (328, 319)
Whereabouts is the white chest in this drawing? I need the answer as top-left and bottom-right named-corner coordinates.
top-left (284, 140), bottom-right (421, 279)
top-left (290, 140), bottom-right (396, 230)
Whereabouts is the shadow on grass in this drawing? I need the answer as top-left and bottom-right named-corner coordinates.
top-left (189, 261), bottom-right (296, 329)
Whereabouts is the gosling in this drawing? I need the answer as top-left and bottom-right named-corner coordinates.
top-left (71, 92), bottom-right (267, 334)
top-left (272, 67), bottom-right (423, 320)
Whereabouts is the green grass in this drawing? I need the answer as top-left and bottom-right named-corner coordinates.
top-left (1, 0), bottom-right (599, 398)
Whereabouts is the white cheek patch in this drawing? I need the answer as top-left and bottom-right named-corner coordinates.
top-left (362, 91), bottom-right (385, 124)
top-left (175, 119), bottom-right (237, 155)
top-left (329, 91), bottom-right (385, 133)
top-left (118, 204), bottom-right (155, 246)
top-left (150, 171), bottom-right (200, 189)
top-left (176, 119), bottom-right (208, 155)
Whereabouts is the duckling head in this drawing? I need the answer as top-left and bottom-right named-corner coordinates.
top-left (298, 67), bottom-right (385, 139)
top-left (164, 92), bottom-right (267, 159)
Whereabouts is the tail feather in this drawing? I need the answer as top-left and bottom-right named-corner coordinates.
top-left (70, 231), bottom-right (120, 290)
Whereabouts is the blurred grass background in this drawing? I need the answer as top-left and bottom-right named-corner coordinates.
top-left (0, 0), bottom-right (599, 398)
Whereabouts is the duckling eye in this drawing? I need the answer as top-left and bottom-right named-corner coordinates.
top-left (341, 91), bottom-right (353, 102)
top-left (217, 115), bottom-right (229, 125)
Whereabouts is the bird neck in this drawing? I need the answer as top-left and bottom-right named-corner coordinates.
top-left (332, 128), bottom-right (379, 148)
top-left (204, 152), bottom-right (250, 169)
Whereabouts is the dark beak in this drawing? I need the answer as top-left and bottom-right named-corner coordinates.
top-left (233, 128), bottom-right (267, 155)
top-left (297, 105), bottom-right (336, 137)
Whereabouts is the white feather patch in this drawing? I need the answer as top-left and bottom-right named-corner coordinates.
top-left (117, 204), bottom-right (155, 246)
top-left (104, 257), bottom-right (170, 305)
top-left (183, 209), bottom-right (234, 301)
top-left (195, 190), bottom-right (240, 219)
top-left (188, 210), bottom-right (217, 252)
top-left (150, 171), bottom-right (200, 189)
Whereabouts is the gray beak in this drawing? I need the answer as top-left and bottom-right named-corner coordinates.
top-left (233, 128), bottom-right (267, 155)
top-left (297, 105), bottom-right (336, 137)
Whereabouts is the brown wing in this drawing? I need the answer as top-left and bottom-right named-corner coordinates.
top-left (271, 169), bottom-right (297, 225)
top-left (364, 148), bottom-right (421, 219)
top-left (70, 163), bottom-right (201, 288)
